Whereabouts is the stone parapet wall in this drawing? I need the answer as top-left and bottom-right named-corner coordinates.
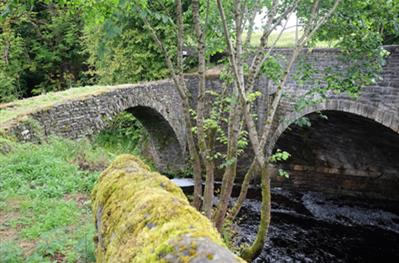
top-left (91, 154), bottom-right (244, 263)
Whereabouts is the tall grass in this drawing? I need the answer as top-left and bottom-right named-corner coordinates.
top-left (0, 111), bottom-right (148, 262)
top-left (0, 137), bottom-right (109, 262)
top-left (93, 112), bottom-right (146, 156)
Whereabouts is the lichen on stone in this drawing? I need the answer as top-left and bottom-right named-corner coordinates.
top-left (92, 154), bottom-right (245, 262)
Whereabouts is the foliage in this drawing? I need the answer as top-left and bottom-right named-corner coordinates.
top-left (0, 136), bottom-right (106, 262)
top-left (269, 149), bottom-right (291, 163)
top-left (94, 111), bottom-right (147, 156)
top-left (81, 0), bottom-right (176, 85)
top-left (0, 19), bottom-right (25, 102)
top-left (298, 0), bottom-right (397, 96)
top-left (0, 1), bottom-right (89, 102)
top-left (83, 20), bottom-right (170, 85)
top-left (310, 0), bottom-right (399, 46)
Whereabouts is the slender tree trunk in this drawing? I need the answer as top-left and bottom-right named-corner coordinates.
top-left (192, 0), bottom-right (215, 218)
top-left (213, 0), bottom-right (248, 230)
top-left (215, 0), bottom-right (342, 259)
top-left (145, 0), bottom-right (342, 257)
top-left (213, 94), bottom-right (242, 230)
top-left (143, 1), bottom-right (203, 209)
top-left (241, 164), bottom-right (271, 262)
top-left (227, 161), bottom-right (257, 221)
top-left (175, 0), bottom-right (204, 209)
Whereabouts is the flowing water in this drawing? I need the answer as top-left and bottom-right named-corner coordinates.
top-left (234, 188), bottom-right (399, 263)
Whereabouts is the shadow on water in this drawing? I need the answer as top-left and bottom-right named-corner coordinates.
top-left (234, 188), bottom-right (399, 263)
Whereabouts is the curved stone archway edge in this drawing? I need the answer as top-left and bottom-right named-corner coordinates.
top-left (268, 99), bottom-right (399, 153)
top-left (91, 154), bottom-right (245, 263)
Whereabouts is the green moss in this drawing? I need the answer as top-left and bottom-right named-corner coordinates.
top-left (0, 135), bottom-right (17, 155)
top-left (91, 154), bottom-right (241, 263)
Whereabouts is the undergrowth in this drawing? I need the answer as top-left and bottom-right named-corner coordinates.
top-left (93, 111), bottom-right (146, 156)
top-left (0, 137), bottom-right (107, 262)
top-left (0, 114), bottom-right (147, 262)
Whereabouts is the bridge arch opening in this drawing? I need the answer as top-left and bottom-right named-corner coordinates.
top-left (272, 110), bottom-right (399, 200)
top-left (123, 106), bottom-right (185, 174)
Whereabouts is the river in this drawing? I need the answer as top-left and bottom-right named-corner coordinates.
top-left (234, 188), bottom-right (399, 263)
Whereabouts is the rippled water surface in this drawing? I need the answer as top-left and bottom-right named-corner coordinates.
top-left (234, 188), bottom-right (399, 263)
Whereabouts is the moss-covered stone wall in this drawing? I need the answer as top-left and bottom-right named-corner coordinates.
top-left (91, 154), bottom-right (245, 263)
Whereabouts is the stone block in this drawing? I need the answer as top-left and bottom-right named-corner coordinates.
top-left (91, 155), bottom-right (244, 263)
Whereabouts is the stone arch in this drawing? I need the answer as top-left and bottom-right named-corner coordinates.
top-left (124, 105), bottom-right (186, 174)
top-left (269, 99), bottom-right (399, 152)
top-left (269, 100), bottom-right (399, 200)
top-left (95, 84), bottom-right (188, 174)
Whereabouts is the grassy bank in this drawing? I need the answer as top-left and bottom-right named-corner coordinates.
top-left (0, 137), bottom-right (108, 262)
top-left (0, 113), bottom-right (148, 262)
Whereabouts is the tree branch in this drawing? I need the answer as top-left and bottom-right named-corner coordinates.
top-left (141, 6), bottom-right (203, 209)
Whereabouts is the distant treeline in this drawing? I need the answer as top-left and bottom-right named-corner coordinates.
top-left (0, 1), bottom-right (174, 103)
top-left (0, 0), bottom-right (397, 103)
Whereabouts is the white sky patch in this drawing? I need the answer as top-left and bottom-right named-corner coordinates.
top-left (254, 11), bottom-right (298, 32)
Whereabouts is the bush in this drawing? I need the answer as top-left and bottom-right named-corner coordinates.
top-left (0, 1), bottom-right (89, 102)
top-left (94, 111), bottom-right (146, 155)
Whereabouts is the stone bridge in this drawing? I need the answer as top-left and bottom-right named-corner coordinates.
top-left (5, 46), bottom-right (399, 199)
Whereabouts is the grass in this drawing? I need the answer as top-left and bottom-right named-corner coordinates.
top-left (0, 114), bottom-right (148, 262)
top-left (0, 137), bottom-right (108, 262)
top-left (247, 30), bottom-right (336, 48)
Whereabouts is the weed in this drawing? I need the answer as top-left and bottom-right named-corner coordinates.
top-left (0, 137), bottom-right (106, 262)
top-left (0, 137), bottom-right (107, 199)
top-left (93, 111), bottom-right (146, 156)
top-left (0, 113), bottom-right (148, 262)
top-left (0, 241), bottom-right (24, 263)
top-left (18, 199), bottom-right (79, 239)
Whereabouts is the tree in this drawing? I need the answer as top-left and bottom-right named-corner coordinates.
top-left (0, 0), bottom-right (176, 102)
top-left (96, 0), bottom-right (392, 261)
top-left (0, 1), bottom-right (88, 102)
top-left (312, 0), bottom-right (399, 45)
top-left (81, 0), bottom-right (177, 85)
top-left (122, 0), bottom-right (347, 261)
top-left (1, 0), bottom-right (390, 261)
